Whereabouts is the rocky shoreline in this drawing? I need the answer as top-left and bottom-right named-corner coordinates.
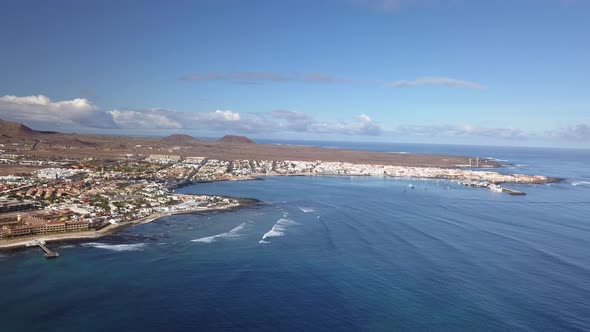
top-left (0, 197), bottom-right (260, 252)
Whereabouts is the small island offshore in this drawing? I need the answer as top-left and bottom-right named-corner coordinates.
top-left (0, 119), bottom-right (558, 254)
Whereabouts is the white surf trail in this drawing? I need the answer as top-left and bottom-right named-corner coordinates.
top-left (298, 206), bottom-right (315, 213)
top-left (191, 222), bottom-right (248, 243)
top-left (259, 218), bottom-right (298, 244)
top-left (82, 242), bottom-right (147, 252)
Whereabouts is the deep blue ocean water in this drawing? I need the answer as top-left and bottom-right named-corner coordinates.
top-left (1, 143), bottom-right (589, 331)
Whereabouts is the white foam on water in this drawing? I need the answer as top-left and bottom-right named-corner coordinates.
top-left (571, 181), bottom-right (590, 187)
top-left (83, 242), bottom-right (147, 252)
top-left (59, 245), bottom-right (75, 249)
top-left (191, 222), bottom-right (247, 243)
top-left (486, 157), bottom-right (509, 162)
top-left (388, 151), bottom-right (408, 154)
top-left (260, 218), bottom-right (298, 243)
top-left (298, 206), bottom-right (315, 213)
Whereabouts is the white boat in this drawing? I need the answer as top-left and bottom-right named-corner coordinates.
top-left (488, 184), bottom-right (503, 192)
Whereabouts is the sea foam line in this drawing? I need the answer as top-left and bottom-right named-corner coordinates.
top-left (259, 218), bottom-right (298, 244)
top-left (191, 222), bottom-right (247, 243)
top-left (486, 157), bottom-right (509, 162)
top-left (298, 206), bottom-right (315, 213)
top-left (82, 242), bottom-right (147, 252)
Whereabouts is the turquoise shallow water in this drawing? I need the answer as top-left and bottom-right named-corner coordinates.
top-left (1, 144), bottom-right (589, 331)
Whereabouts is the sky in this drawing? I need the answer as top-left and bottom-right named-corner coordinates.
top-left (0, 0), bottom-right (589, 148)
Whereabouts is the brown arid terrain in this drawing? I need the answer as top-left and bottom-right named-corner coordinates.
top-left (217, 135), bottom-right (255, 144)
top-left (0, 118), bottom-right (499, 170)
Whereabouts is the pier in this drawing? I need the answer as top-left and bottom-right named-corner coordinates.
top-left (35, 240), bottom-right (59, 259)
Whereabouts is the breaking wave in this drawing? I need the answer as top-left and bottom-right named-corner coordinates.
top-left (298, 206), bottom-right (315, 213)
top-left (486, 157), bottom-right (509, 162)
top-left (82, 242), bottom-right (147, 252)
top-left (191, 222), bottom-right (247, 243)
top-left (259, 218), bottom-right (298, 244)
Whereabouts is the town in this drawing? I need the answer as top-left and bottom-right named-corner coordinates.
top-left (0, 152), bottom-right (554, 245)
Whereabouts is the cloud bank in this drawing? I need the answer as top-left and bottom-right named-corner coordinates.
top-left (0, 94), bottom-right (381, 136)
top-left (0, 94), bottom-right (116, 128)
top-left (181, 71), bottom-right (485, 90)
top-left (1, 94), bottom-right (587, 144)
top-left (547, 124), bottom-right (590, 141)
top-left (392, 124), bottom-right (526, 139)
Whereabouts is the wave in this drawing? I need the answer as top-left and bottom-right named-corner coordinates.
top-left (82, 242), bottom-right (147, 252)
top-left (59, 245), bottom-right (75, 249)
top-left (571, 181), bottom-right (590, 187)
top-left (298, 206), bottom-right (315, 213)
top-left (388, 151), bottom-right (409, 154)
top-left (259, 218), bottom-right (297, 243)
top-left (486, 157), bottom-right (509, 162)
top-left (191, 222), bottom-right (247, 243)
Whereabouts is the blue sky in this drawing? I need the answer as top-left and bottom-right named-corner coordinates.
top-left (0, 0), bottom-right (588, 147)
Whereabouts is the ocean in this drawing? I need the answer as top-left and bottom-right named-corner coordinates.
top-left (1, 143), bottom-right (589, 331)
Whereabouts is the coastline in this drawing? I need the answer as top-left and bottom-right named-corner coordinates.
top-left (0, 197), bottom-right (259, 251)
top-left (0, 161), bottom-right (559, 253)
top-left (177, 170), bottom-right (561, 188)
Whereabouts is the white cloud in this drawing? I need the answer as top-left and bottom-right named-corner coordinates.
top-left (388, 77), bottom-right (486, 89)
top-left (213, 110), bottom-right (240, 121)
top-left (182, 71), bottom-right (485, 90)
top-left (0, 94), bottom-right (115, 128)
top-left (0, 95), bottom-right (98, 112)
top-left (109, 109), bottom-right (183, 129)
top-left (393, 123), bottom-right (526, 139)
top-left (356, 114), bottom-right (382, 135)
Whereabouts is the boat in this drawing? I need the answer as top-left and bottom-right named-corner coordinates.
top-left (488, 184), bottom-right (503, 192)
